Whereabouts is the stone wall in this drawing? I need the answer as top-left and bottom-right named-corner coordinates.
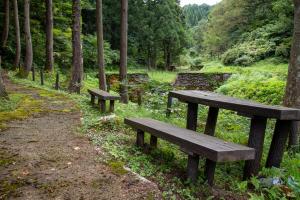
top-left (174, 73), bottom-right (231, 91)
top-left (106, 73), bottom-right (149, 86)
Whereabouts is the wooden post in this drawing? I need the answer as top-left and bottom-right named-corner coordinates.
top-left (288, 121), bottom-right (299, 148)
top-left (166, 94), bottom-right (173, 117)
top-left (203, 107), bottom-right (219, 185)
top-left (186, 103), bottom-right (198, 131)
top-left (205, 159), bottom-right (216, 186)
top-left (99, 100), bottom-right (106, 113)
top-left (91, 95), bottom-right (95, 105)
top-left (32, 67), bottom-right (35, 81)
top-left (266, 120), bottom-right (292, 168)
top-left (136, 129), bottom-right (145, 147)
top-left (150, 135), bottom-right (158, 148)
top-left (187, 154), bottom-right (199, 182)
top-left (204, 107), bottom-right (219, 136)
top-left (137, 90), bottom-right (142, 106)
top-left (243, 116), bottom-right (267, 179)
top-left (40, 69), bottom-right (44, 85)
top-left (109, 100), bottom-right (115, 112)
top-left (55, 72), bottom-right (59, 90)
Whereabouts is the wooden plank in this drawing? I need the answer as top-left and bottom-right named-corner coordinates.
top-left (169, 91), bottom-right (300, 120)
top-left (186, 103), bottom-right (198, 131)
top-left (266, 120), bottom-right (292, 168)
top-left (243, 116), bottom-right (267, 179)
top-left (88, 89), bottom-right (120, 101)
top-left (125, 118), bottom-right (255, 162)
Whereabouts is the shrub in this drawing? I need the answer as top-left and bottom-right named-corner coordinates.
top-left (190, 57), bottom-right (204, 71)
top-left (234, 55), bottom-right (254, 66)
top-left (221, 39), bottom-right (276, 66)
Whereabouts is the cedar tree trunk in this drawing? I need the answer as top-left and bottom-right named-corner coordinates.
top-left (45, 0), bottom-right (54, 72)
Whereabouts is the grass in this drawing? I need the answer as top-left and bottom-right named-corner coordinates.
top-left (3, 58), bottom-right (300, 199)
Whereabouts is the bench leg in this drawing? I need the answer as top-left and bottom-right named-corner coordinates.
top-left (266, 120), bottom-right (292, 168)
top-left (187, 154), bottom-right (199, 182)
top-left (150, 135), bottom-right (158, 148)
top-left (91, 95), bottom-right (95, 105)
top-left (136, 130), bottom-right (145, 147)
top-left (243, 116), bottom-right (267, 179)
top-left (288, 121), bottom-right (299, 148)
top-left (204, 159), bottom-right (216, 186)
top-left (166, 95), bottom-right (173, 118)
top-left (99, 100), bottom-right (106, 113)
top-left (109, 100), bottom-right (115, 112)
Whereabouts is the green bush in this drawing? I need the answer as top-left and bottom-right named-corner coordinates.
top-left (190, 57), bottom-right (204, 71)
top-left (221, 39), bottom-right (276, 66)
top-left (217, 72), bottom-right (285, 105)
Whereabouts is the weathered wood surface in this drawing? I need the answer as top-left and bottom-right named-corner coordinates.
top-left (125, 118), bottom-right (255, 162)
top-left (88, 89), bottom-right (120, 101)
top-left (243, 116), bottom-right (267, 179)
top-left (169, 90), bottom-right (300, 120)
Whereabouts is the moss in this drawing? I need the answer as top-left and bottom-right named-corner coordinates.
top-left (0, 152), bottom-right (15, 167)
top-left (0, 95), bottom-right (43, 128)
top-left (108, 161), bottom-right (128, 175)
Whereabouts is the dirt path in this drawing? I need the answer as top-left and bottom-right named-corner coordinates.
top-left (0, 77), bottom-right (161, 199)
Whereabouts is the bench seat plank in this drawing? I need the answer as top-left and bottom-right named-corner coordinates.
top-left (88, 89), bottom-right (120, 101)
top-left (125, 118), bottom-right (255, 162)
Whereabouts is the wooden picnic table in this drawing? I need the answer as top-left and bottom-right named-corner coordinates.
top-left (166, 90), bottom-right (300, 179)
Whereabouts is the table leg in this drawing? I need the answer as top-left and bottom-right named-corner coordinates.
top-left (204, 107), bottom-right (219, 136)
top-left (187, 154), bottom-right (199, 182)
top-left (204, 107), bottom-right (219, 184)
top-left (243, 116), bottom-right (267, 179)
top-left (166, 94), bottom-right (173, 118)
top-left (266, 120), bottom-right (292, 168)
top-left (186, 103), bottom-right (198, 131)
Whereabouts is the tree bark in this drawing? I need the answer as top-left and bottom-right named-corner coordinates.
top-left (24, 0), bottom-right (33, 76)
top-left (13, 0), bottom-right (21, 69)
top-left (0, 57), bottom-right (8, 98)
top-left (96, 0), bottom-right (107, 91)
top-left (45, 0), bottom-right (54, 72)
top-left (119, 0), bottom-right (129, 103)
top-left (1, 0), bottom-right (10, 48)
top-left (69, 0), bottom-right (83, 93)
top-left (283, 0), bottom-right (300, 144)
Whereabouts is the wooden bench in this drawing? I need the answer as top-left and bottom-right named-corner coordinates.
top-left (88, 89), bottom-right (120, 113)
top-left (125, 118), bottom-right (255, 185)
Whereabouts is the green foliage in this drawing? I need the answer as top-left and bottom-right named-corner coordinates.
top-left (182, 4), bottom-right (211, 27)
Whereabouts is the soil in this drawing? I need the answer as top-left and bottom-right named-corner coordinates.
top-left (0, 77), bottom-right (161, 200)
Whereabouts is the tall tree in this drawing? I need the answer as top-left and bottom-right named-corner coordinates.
top-left (96, 0), bottom-right (107, 91)
top-left (1, 0), bottom-right (10, 48)
top-left (119, 0), bottom-right (128, 103)
top-left (13, 0), bottom-right (21, 69)
top-left (24, 0), bottom-right (33, 76)
top-left (284, 0), bottom-right (300, 145)
top-left (69, 0), bottom-right (83, 93)
top-left (45, 0), bottom-right (54, 72)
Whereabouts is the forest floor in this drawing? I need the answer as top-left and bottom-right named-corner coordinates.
top-left (0, 76), bottom-right (161, 200)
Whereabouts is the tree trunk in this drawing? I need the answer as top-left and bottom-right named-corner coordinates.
top-left (24, 0), bottom-right (33, 76)
top-left (96, 0), bottom-right (107, 91)
top-left (284, 0), bottom-right (300, 143)
top-left (13, 0), bottom-right (21, 69)
top-left (2, 0), bottom-right (9, 48)
top-left (45, 0), bottom-right (54, 72)
top-left (0, 56), bottom-right (8, 98)
top-left (119, 0), bottom-right (128, 103)
top-left (69, 0), bottom-right (83, 93)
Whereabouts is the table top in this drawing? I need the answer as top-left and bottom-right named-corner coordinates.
top-left (169, 90), bottom-right (300, 120)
